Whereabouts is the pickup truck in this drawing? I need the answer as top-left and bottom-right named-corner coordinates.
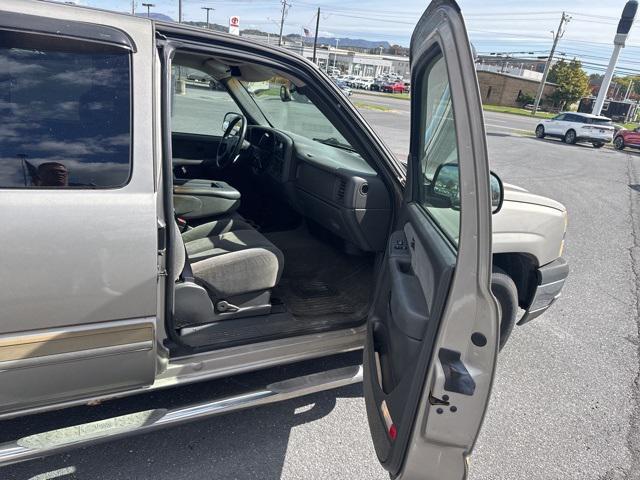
top-left (492, 184), bottom-right (568, 348)
top-left (0, 0), bottom-right (565, 478)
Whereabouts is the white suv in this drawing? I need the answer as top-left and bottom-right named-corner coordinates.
top-left (535, 112), bottom-right (614, 148)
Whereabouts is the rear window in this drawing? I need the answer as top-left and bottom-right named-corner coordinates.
top-left (0, 32), bottom-right (131, 188)
top-left (585, 117), bottom-right (613, 126)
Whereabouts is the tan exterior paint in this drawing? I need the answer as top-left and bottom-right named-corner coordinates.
top-left (477, 71), bottom-right (557, 107)
top-left (0, 324), bottom-right (154, 362)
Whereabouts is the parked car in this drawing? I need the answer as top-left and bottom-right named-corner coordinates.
top-left (359, 78), bottom-right (376, 90)
top-left (382, 81), bottom-right (406, 93)
top-left (614, 126), bottom-right (640, 150)
top-left (334, 80), bottom-right (352, 96)
top-left (369, 81), bottom-right (384, 91)
top-left (535, 112), bottom-right (615, 148)
top-left (0, 0), bottom-right (565, 476)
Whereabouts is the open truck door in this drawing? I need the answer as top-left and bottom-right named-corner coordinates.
top-left (363, 1), bottom-right (500, 478)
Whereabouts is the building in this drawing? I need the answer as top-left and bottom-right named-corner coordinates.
top-left (578, 97), bottom-right (639, 122)
top-left (241, 34), bottom-right (410, 79)
top-left (476, 55), bottom-right (553, 74)
top-left (477, 71), bottom-right (557, 108)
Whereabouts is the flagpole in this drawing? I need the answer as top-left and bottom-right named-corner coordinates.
top-left (312, 7), bottom-right (320, 64)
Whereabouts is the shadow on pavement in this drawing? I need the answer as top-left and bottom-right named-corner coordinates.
top-left (0, 352), bottom-right (363, 480)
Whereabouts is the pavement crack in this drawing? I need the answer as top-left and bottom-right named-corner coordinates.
top-left (625, 154), bottom-right (640, 480)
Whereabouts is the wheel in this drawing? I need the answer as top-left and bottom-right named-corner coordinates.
top-left (491, 268), bottom-right (518, 350)
top-left (614, 136), bottom-right (625, 150)
top-left (592, 142), bottom-right (604, 148)
top-left (564, 129), bottom-right (577, 144)
top-left (535, 125), bottom-right (545, 138)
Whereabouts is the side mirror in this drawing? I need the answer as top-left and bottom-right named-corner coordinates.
top-left (222, 112), bottom-right (241, 132)
top-left (430, 164), bottom-right (504, 214)
top-left (280, 85), bottom-right (292, 102)
top-left (490, 171), bottom-right (504, 214)
top-left (431, 163), bottom-right (461, 210)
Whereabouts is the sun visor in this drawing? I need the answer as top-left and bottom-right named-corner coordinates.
top-left (204, 58), bottom-right (306, 86)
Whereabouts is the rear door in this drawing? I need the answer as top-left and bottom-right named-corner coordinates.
top-left (363, 1), bottom-right (499, 478)
top-left (547, 113), bottom-right (565, 134)
top-left (0, 3), bottom-right (158, 416)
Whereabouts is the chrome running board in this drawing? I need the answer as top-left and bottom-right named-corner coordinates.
top-left (0, 365), bottom-right (363, 467)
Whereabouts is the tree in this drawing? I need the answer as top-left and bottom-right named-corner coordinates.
top-left (612, 75), bottom-right (640, 99)
top-left (516, 92), bottom-right (536, 107)
top-left (546, 59), bottom-right (590, 109)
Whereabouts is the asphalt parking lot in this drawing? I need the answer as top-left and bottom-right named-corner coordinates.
top-left (3, 93), bottom-right (640, 480)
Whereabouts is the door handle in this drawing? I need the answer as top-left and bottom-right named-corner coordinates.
top-left (438, 348), bottom-right (476, 396)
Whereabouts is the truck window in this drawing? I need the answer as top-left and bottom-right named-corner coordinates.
top-left (0, 32), bottom-right (131, 188)
top-left (417, 53), bottom-right (461, 246)
top-left (171, 66), bottom-right (237, 136)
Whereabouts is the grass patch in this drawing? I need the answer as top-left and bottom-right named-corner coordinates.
top-left (621, 122), bottom-right (639, 130)
top-left (482, 104), bottom-right (556, 119)
top-left (251, 87), bottom-right (281, 97)
top-left (353, 102), bottom-right (392, 112)
top-left (357, 91), bottom-right (410, 101)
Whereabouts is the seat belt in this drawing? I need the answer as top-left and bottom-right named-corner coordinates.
top-left (181, 243), bottom-right (195, 282)
top-left (175, 216), bottom-right (195, 282)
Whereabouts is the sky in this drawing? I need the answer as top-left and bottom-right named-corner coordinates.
top-left (81, 0), bottom-right (640, 75)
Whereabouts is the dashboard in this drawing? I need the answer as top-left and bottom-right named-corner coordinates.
top-left (246, 126), bottom-right (391, 252)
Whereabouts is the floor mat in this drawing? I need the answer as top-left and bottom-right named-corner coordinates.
top-left (265, 227), bottom-right (374, 319)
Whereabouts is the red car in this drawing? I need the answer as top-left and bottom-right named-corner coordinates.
top-left (614, 126), bottom-right (640, 150)
top-left (382, 81), bottom-right (405, 93)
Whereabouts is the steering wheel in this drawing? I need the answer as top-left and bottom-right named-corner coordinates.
top-left (216, 114), bottom-right (247, 169)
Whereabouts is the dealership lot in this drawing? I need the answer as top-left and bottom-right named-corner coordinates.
top-left (2, 98), bottom-right (640, 480)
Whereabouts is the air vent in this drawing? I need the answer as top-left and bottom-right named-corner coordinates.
top-left (335, 178), bottom-right (347, 202)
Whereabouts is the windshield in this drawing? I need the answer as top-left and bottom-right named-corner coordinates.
top-left (241, 77), bottom-right (355, 151)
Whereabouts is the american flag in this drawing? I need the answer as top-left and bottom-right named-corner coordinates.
top-left (303, 28), bottom-right (310, 37)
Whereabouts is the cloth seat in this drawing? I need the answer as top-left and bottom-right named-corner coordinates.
top-left (175, 217), bottom-right (284, 302)
top-left (181, 215), bottom-right (253, 244)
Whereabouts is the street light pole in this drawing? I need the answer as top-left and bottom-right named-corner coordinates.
top-left (333, 38), bottom-right (339, 70)
top-left (202, 7), bottom-right (215, 29)
top-left (142, 2), bottom-right (154, 18)
top-left (593, 0), bottom-right (638, 115)
top-left (532, 12), bottom-right (570, 115)
top-left (178, 0), bottom-right (182, 23)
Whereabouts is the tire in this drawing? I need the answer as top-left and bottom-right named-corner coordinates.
top-left (592, 142), bottom-right (604, 148)
top-left (535, 125), bottom-right (545, 138)
top-left (614, 136), bottom-right (625, 150)
top-left (491, 268), bottom-right (518, 350)
top-left (564, 129), bottom-right (577, 144)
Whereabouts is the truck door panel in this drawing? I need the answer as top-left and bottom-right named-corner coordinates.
top-left (0, 5), bottom-right (158, 415)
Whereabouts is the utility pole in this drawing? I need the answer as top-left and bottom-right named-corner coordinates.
top-left (593, 0), bottom-right (638, 115)
top-left (625, 80), bottom-right (634, 101)
top-left (312, 7), bottom-right (320, 64)
top-left (278, 0), bottom-right (290, 46)
top-left (131, 0), bottom-right (135, 15)
top-left (142, 2), bottom-right (154, 18)
top-left (333, 38), bottom-right (339, 70)
top-left (178, 0), bottom-right (182, 23)
top-left (532, 12), bottom-right (570, 115)
top-left (202, 7), bottom-right (214, 29)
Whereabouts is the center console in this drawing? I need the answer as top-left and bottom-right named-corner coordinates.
top-left (173, 179), bottom-right (241, 219)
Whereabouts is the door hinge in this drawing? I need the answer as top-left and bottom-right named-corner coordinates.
top-left (158, 267), bottom-right (168, 278)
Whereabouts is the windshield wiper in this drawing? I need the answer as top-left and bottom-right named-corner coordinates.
top-left (312, 137), bottom-right (355, 152)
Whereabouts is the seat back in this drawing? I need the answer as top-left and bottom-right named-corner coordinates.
top-left (173, 220), bottom-right (186, 282)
